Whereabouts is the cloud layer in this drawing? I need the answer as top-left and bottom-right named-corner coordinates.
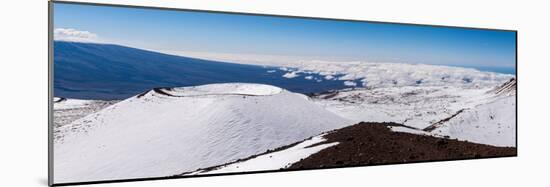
top-left (54, 28), bottom-right (99, 43)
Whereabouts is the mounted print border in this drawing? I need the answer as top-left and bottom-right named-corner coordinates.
top-left (49, 1), bottom-right (517, 186)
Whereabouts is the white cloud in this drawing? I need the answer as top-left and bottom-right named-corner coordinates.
top-left (343, 81), bottom-right (357, 87)
top-left (54, 28), bottom-right (99, 43)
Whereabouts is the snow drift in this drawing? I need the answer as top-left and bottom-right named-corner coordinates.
top-left (54, 83), bottom-right (350, 183)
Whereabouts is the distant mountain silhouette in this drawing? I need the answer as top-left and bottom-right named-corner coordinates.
top-left (54, 41), bottom-right (352, 100)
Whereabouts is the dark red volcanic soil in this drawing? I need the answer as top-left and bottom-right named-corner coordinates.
top-left (289, 122), bottom-right (516, 169)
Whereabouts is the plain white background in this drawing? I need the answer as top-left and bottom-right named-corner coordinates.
top-left (0, 0), bottom-right (548, 186)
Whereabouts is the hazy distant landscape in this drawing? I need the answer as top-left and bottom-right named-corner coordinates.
top-left (53, 41), bottom-right (359, 100)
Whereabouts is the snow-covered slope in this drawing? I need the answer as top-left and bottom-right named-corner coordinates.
top-left (188, 134), bottom-right (338, 175)
top-left (428, 79), bottom-right (516, 147)
top-left (312, 78), bottom-right (516, 147)
top-left (429, 96), bottom-right (516, 147)
top-left (312, 85), bottom-right (498, 129)
top-left (488, 78), bottom-right (516, 96)
top-left (149, 53), bottom-right (516, 147)
top-left (53, 97), bottom-right (117, 140)
top-left (54, 83), bottom-right (351, 183)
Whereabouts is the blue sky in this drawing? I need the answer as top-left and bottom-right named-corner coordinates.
top-left (53, 3), bottom-right (516, 68)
